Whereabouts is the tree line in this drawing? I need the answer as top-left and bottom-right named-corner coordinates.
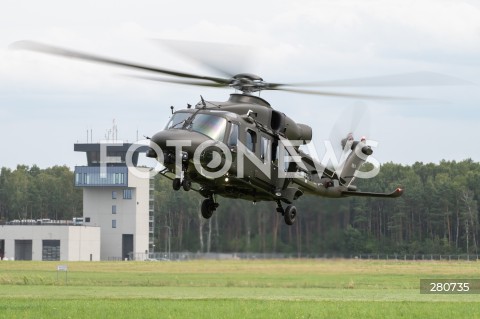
top-left (0, 165), bottom-right (82, 222)
top-left (1, 160), bottom-right (478, 255)
top-left (154, 159), bottom-right (479, 256)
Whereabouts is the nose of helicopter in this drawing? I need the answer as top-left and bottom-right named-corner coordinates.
top-left (146, 129), bottom-right (212, 159)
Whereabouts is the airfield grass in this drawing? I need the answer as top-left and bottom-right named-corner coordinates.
top-left (0, 259), bottom-right (479, 318)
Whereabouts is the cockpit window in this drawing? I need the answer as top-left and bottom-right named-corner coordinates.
top-left (189, 114), bottom-right (227, 142)
top-left (165, 112), bottom-right (191, 129)
top-left (165, 112), bottom-right (228, 142)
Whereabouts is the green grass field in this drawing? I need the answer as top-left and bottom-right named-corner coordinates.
top-left (0, 259), bottom-right (479, 318)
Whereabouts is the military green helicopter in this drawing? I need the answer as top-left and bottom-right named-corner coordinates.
top-left (15, 40), bottom-right (467, 225)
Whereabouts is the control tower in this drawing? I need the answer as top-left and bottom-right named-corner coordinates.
top-left (74, 142), bottom-right (154, 260)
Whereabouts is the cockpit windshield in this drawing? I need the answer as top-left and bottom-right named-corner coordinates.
top-left (165, 112), bottom-right (191, 129)
top-left (165, 111), bottom-right (227, 142)
top-left (189, 114), bottom-right (227, 141)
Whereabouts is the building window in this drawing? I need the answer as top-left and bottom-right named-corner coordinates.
top-left (85, 217), bottom-right (91, 223)
top-left (114, 173), bottom-right (125, 184)
top-left (123, 189), bottom-right (132, 199)
top-left (42, 240), bottom-right (60, 261)
top-left (112, 205), bottom-right (117, 214)
top-left (112, 191), bottom-right (117, 199)
top-left (112, 220), bottom-right (117, 228)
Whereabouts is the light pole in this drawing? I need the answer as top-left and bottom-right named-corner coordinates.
top-left (159, 225), bottom-right (171, 260)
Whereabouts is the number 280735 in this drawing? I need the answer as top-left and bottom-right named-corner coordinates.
top-left (420, 279), bottom-right (479, 294)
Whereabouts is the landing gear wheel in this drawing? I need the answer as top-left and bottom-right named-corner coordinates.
top-left (172, 178), bottom-right (181, 191)
top-left (201, 199), bottom-right (215, 219)
top-left (284, 205), bottom-right (297, 226)
top-left (182, 179), bottom-right (191, 191)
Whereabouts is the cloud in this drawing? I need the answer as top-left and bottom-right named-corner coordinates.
top-left (0, 0), bottom-right (479, 168)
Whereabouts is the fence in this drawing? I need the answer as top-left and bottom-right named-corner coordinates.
top-left (127, 251), bottom-right (480, 262)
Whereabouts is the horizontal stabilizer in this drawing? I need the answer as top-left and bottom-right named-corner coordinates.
top-left (342, 188), bottom-right (403, 198)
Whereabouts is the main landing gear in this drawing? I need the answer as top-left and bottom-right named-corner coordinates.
top-left (172, 174), bottom-right (218, 219)
top-left (276, 201), bottom-right (297, 226)
top-left (173, 176), bottom-right (218, 219)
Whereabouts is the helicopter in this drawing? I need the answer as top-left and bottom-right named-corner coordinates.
top-left (13, 40), bottom-right (467, 225)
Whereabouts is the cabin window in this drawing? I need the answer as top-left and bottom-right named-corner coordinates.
top-left (246, 130), bottom-right (256, 152)
top-left (261, 136), bottom-right (270, 163)
top-left (284, 147), bottom-right (291, 172)
top-left (272, 140), bottom-right (279, 162)
top-left (228, 124), bottom-right (239, 147)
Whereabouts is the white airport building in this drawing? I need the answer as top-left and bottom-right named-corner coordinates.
top-left (0, 224), bottom-right (100, 261)
top-left (0, 141), bottom-right (154, 261)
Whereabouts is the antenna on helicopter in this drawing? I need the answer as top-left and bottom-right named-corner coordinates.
top-left (187, 103), bottom-right (192, 109)
top-left (170, 106), bottom-right (174, 114)
top-left (200, 95), bottom-right (207, 109)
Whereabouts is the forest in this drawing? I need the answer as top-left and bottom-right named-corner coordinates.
top-left (1, 160), bottom-right (479, 256)
top-left (0, 165), bottom-right (82, 222)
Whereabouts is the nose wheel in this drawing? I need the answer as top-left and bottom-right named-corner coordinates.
top-left (172, 177), bottom-right (191, 191)
top-left (172, 178), bottom-right (181, 191)
top-left (182, 179), bottom-right (191, 191)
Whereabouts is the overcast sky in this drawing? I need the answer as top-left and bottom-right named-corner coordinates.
top-left (1, 0), bottom-right (480, 169)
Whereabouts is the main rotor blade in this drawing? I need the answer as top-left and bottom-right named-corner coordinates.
top-left (153, 39), bottom-right (252, 78)
top-left (127, 74), bottom-right (227, 88)
top-left (273, 71), bottom-right (473, 88)
top-left (269, 87), bottom-right (414, 100)
top-left (10, 40), bottom-right (231, 85)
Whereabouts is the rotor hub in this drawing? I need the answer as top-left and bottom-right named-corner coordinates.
top-left (230, 73), bottom-right (266, 93)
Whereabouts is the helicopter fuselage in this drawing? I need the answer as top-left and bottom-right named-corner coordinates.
top-left (147, 93), bottom-right (402, 224)
top-left (148, 94), bottom-right (316, 202)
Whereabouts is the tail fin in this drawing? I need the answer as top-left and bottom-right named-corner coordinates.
top-left (339, 140), bottom-right (372, 186)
